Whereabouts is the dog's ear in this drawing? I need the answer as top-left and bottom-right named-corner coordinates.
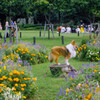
top-left (71, 40), bottom-right (75, 44)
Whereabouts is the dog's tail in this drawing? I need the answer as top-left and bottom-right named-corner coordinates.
top-left (48, 52), bottom-right (53, 62)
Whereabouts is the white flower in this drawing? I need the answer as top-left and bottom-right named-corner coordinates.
top-left (9, 94), bottom-right (12, 98)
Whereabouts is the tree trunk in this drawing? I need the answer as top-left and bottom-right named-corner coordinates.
top-left (58, 11), bottom-right (61, 24)
top-left (26, 17), bottom-right (28, 24)
top-left (0, 15), bottom-right (6, 30)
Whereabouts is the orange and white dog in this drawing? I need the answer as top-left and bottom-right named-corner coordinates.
top-left (48, 40), bottom-right (78, 65)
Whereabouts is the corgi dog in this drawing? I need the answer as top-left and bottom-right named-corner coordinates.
top-left (48, 40), bottom-right (78, 65)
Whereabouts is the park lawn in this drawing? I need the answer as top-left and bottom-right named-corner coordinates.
top-left (0, 30), bottom-right (99, 100)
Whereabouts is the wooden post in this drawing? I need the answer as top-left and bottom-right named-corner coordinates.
top-left (4, 36), bottom-right (6, 43)
top-left (44, 22), bottom-right (46, 39)
top-left (39, 30), bottom-right (41, 37)
top-left (13, 32), bottom-right (14, 43)
top-left (20, 32), bottom-right (22, 39)
top-left (48, 29), bottom-right (50, 39)
top-left (52, 24), bottom-right (54, 39)
top-left (0, 32), bottom-right (2, 38)
top-left (16, 25), bottom-right (18, 44)
top-left (33, 37), bottom-right (36, 45)
top-left (59, 31), bottom-right (60, 36)
top-left (0, 32), bottom-right (2, 44)
top-left (9, 27), bottom-right (12, 43)
top-left (61, 36), bottom-right (64, 44)
top-left (78, 32), bottom-right (79, 36)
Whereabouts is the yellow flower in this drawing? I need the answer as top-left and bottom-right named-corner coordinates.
top-left (0, 69), bottom-right (1, 73)
top-left (78, 83), bottom-right (81, 87)
top-left (45, 56), bottom-right (48, 58)
top-left (18, 64), bottom-right (21, 67)
top-left (36, 87), bottom-right (38, 89)
top-left (30, 58), bottom-right (33, 60)
top-left (13, 78), bottom-right (19, 82)
top-left (96, 87), bottom-right (100, 92)
top-left (31, 54), bottom-right (36, 56)
top-left (94, 70), bottom-right (97, 73)
top-left (70, 87), bottom-right (73, 91)
top-left (20, 71), bottom-right (24, 74)
top-left (24, 78), bottom-right (27, 80)
top-left (0, 89), bottom-right (3, 93)
top-left (13, 87), bottom-right (16, 91)
top-left (93, 41), bottom-right (95, 44)
top-left (27, 78), bottom-right (30, 80)
top-left (3, 85), bottom-right (6, 88)
top-left (76, 51), bottom-right (78, 53)
top-left (0, 61), bottom-right (3, 64)
top-left (11, 57), bottom-right (14, 60)
top-left (15, 84), bottom-right (18, 87)
top-left (23, 96), bottom-right (26, 99)
top-left (16, 50), bottom-right (19, 52)
top-left (2, 76), bottom-right (7, 79)
top-left (85, 84), bottom-right (88, 88)
top-left (70, 78), bottom-right (73, 80)
top-left (16, 72), bottom-right (20, 75)
top-left (86, 93), bottom-right (92, 99)
top-left (23, 84), bottom-right (26, 87)
top-left (20, 84), bottom-right (24, 87)
top-left (84, 47), bottom-right (86, 49)
top-left (12, 70), bottom-right (17, 74)
top-left (9, 73), bottom-right (13, 76)
top-left (4, 66), bottom-right (6, 70)
top-left (33, 78), bottom-right (37, 81)
top-left (0, 78), bottom-right (3, 80)
top-left (84, 98), bottom-right (89, 100)
top-left (66, 88), bottom-right (69, 92)
top-left (0, 84), bottom-right (4, 87)
top-left (8, 78), bottom-right (13, 81)
top-left (80, 47), bottom-right (82, 50)
top-left (21, 88), bottom-right (24, 91)
top-left (93, 66), bottom-right (95, 68)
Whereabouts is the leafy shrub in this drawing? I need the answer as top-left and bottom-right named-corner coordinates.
top-left (57, 63), bottom-right (100, 100)
top-left (0, 66), bottom-right (37, 99)
top-left (1, 42), bottom-right (48, 65)
top-left (76, 40), bottom-right (100, 61)
top-left (18, 24), bottom-right (44, 30)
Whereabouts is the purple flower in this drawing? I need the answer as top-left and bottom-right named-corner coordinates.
top-left (59, 88), bottom-right (62, 96)
top-left (63, 90), bottom-right (66, 95)
top-left (29, 65), bottom-right (31, 71)
top-left (82, 94), bottom-right (84, 99)
top-left (65, 77), bottom-right (67, 83)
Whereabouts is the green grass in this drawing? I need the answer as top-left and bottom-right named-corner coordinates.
top-left (0, 30), bottom-right (99, 100)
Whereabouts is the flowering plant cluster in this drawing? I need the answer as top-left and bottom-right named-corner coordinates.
top-left (0, 66), bottom-right (37, 100)
top-left (1, 42), bottom-right (48, 65)
top-left (76, 40), bottom-right (100, 61)
top-left (0, 42), bottom-right (39, 99)
top-left (57, 63), bottom-right (100, 100)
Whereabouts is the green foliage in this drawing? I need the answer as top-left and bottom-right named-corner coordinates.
top-left (18, 24), bottom-right (44, 30)
top-left (76, 40), bottom-right (100, 62)
top-left (58, 63), bottom-right (100, 100)
top-left (0, 67), bottom-right (37, 99)
top-left (2, 43), bottom-right (48, 65)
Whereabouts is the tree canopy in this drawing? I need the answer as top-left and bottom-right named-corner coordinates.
top-left (0, 0), bottom-right (100, 28)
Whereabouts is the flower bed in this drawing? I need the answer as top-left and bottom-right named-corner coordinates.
top-left (0, 42), bottom-right (43, 99)
top-left (1, 42), bottom-right (48, 65)
top-left (57, 63), bottom-right (100, 100)
top-left (76, 40), bottom-right (100, 62)
top-left (0, 63), bottom-right (38, 100)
